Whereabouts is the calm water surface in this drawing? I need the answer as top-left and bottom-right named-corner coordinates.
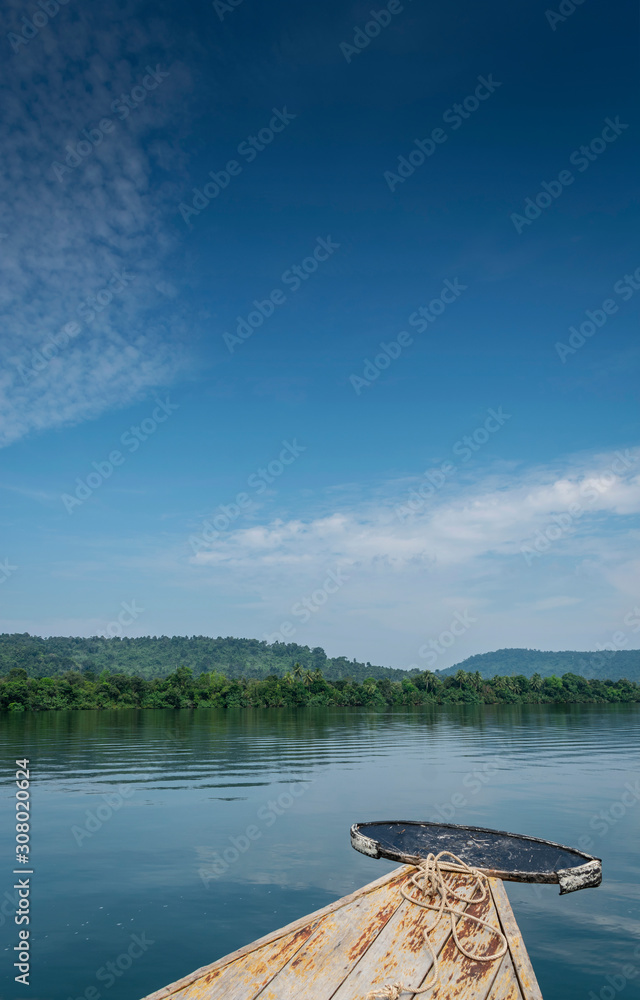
top-left (0, 705), bottom-right (638, 999)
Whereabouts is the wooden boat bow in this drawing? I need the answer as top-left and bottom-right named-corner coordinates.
top-left (141, 822), bottom-right (600, 998)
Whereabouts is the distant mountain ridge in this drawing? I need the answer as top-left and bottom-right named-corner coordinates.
top-left (436, 647), bottom-right (640, 682)
top-left (1, 634), bottom-right (639, 683)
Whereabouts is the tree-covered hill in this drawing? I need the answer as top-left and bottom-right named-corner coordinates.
top-left (1, 634), bottom-right (639, 684)
top-left (436, 647), bottom-right (640, 682)
top-left (0, 633), bottom-right (414, 682)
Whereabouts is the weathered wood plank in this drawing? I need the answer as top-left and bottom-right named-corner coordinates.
top-left (409, 876), bottom-right (507, 1000)
top-left (140, 867), bottom-right (412, 1000)
top-left (487, 951), bottom-right (525, 1000)
top-left (257, 876), bottom-right (405, 1000)
top-left (490, 878), bottom-right (543, 1000)
top-left (330, 872), bottom-right (477, 1000)
top-left (168, 921), bottom-right (319, 1000)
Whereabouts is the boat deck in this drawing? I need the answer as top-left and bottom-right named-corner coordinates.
top-left (141, 865), bottom-right (543, 1000)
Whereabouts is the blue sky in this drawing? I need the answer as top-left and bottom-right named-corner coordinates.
top-left (0, 0), bottom-right (638, 669)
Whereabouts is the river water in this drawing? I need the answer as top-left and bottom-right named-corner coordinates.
top-left (0, 704), bottom-right (638, 1000)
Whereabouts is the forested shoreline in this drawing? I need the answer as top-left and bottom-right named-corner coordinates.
top-left (2, 665), bottom-right (639, 712)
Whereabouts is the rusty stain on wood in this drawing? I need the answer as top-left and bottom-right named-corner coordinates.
top-left (140, 867), bottom-right (544, 1000)
top-left (486, 951), bottom-right (526, 1000)
top-left (490, 878), bottom-right (544, 1000)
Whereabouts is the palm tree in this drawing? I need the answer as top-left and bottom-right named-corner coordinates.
top-left (293, 662), bottom-right (304, 681)
top-left (422, 671), bottom-right (439, 693)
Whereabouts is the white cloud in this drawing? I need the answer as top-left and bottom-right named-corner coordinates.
top-left (183, 448), bottom-right (640, 666)
top-left (525, 596), bottom-right (582, 612)
top-left (191, 450), bottom-right (640, 574)
top-left (4, 449), bottom-right (636, 667)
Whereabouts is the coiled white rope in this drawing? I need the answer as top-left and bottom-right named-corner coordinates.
top-left (366, 851), bottom-right (508, 999)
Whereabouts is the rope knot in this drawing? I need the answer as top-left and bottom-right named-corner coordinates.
top-left (366, 983), bottom-right (406, 999)
top-left (362, 851), bottom-right (508, 1000)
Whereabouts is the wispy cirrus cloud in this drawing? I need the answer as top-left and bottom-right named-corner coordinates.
top-left (0, 1), bottom-right (193, 447)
